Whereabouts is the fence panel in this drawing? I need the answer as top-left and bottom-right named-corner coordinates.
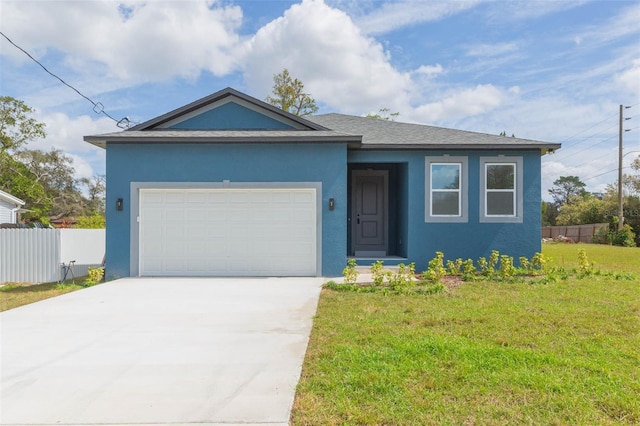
top-left (0, 229), bottom-right (60, 283)
top-left (541, 223), bottom-right (609, 243)
top-left (59, 229), bottom-right (105, 277)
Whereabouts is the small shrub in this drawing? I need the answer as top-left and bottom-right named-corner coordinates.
top-left (423, 252), bottom-right (446, 283)
top-left (577, 249), bottom-right (594, 276)
top-left (488, 250), bottom-right (500, 275)
top-left (85, 267), bottom-right (104, 286)
top-left (477, 257), bottom-right (488, 275)
top-left (498, 255), bottom-right (516, 278)
top-left (610, 224), bottom-right (636, 247)
top-left (370, 260), bottom-right (386, 286)
top-left (462, 259), bottom-right (476, 275)
top-left (531, 252), bottom-right (548, 273)
top-left (342, 258), bottom-right (359, 285)
top-left (446, 258), bottom-right (464, 276)
top-left (388, 263), bottom-right (416, 293)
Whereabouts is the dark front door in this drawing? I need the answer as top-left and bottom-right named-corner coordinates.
top-left (351, 170), bottom-right (388, 256)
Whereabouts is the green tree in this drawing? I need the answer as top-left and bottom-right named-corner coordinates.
top-left (265, 69), bottom-right (318, 116)
top-left (366, 108), bottom-right (399, 121)
top-left (16, 149), bottom-right (88, 220)
top-left (624, 155), bottom-right (640, 196)
top-left (80, 174), bottom-right (106, 215)
top-left (0, 96), bottom-right (46, 153)
top-left (556, 195), bottom-right (606, 226)
top-left (549, 176), bottom-right (587, 206)
top-left (0, 151), bottom-right (51, 222)
top-left (75, 214), bottom-right (105, 229)
top-left (541, 201), bottom-right (558, 226)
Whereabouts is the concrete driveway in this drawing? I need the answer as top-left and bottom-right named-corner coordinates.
top-left (0, 277), bottom-right (324, 425)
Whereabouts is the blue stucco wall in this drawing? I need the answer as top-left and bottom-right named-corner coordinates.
top-left (169, 102), bottom-right (294, 130)
top-left (105, 143), bottom-right (347, 279)
top-left (348, 149), bottom-right (543, 270)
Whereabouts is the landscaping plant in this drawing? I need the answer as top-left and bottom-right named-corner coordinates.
top-left (294, 244), bottom-right (640, 425)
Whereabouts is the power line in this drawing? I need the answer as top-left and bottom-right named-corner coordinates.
top-left (583, 166), bottom-right (631, 181)
top-left (556, 111), bottom-right (619, 148)
top-left (0, 31), bottom-right (131, 128)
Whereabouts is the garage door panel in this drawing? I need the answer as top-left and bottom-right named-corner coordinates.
top-left (139, 188), bottom-right (317, 276)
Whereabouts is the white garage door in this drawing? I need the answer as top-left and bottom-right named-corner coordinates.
top-left (139, 188), bottom-right (317, 276)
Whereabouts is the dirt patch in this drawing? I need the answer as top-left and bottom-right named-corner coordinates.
top-left (440, 275), bottom-right (465, 290)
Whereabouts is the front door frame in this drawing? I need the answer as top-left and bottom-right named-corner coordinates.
top-left (350, 170), bottom-right (389, 256)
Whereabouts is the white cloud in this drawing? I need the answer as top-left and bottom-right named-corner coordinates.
top-left (30, 113), bottom-right (116, 154)
top-left (66, 153), bottom-right (97, 181)
top-left (414, 64), bottom-right (444, 77)
top-left (241, 0), bottom-right (413, 114)
top-left (466, 42), bottom-right (517, 57)
top-left (0, 0), bottom-right (243, 81)
top-left (617, 58), bottom-right (640, 96)
top-left (23, 113), bottom-right (113, 179)
top-left (355, 0), bottom-right (480, 35)
top-left (409, 84), bottom-right (505, 122)
top-left (486, 0), bottom-right (588, 20)
top-left (571, 2), bottom-right (640, 47)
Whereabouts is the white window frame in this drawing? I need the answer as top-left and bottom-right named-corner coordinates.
top-left (425, 156), bottom-right (468, 223)
top-left (480, 156), bottom-right (523, 223)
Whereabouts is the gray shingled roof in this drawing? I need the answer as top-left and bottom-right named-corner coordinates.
top-left (307, 113), bottom-right (560, 151)
top-left (84, 105), bottom-right (560, 152)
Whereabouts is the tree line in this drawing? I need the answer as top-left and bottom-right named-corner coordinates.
top-left (543, 170), bottom-right (640, 247)
top-left (0, 96), bottom-right (105, 227)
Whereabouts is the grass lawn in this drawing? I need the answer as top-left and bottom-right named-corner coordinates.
top-left (0, 280), bottom-right (87, 312)
top-left (292, 244), bottom-right (640, 425)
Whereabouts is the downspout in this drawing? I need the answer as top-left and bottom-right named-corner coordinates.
top-left (11, 206), bottom-right (21, 223)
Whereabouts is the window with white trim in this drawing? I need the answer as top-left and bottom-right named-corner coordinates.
top-left (480, 156), bottom-right (523, 223)
top-left (425, 156), bottom-right (468, 223)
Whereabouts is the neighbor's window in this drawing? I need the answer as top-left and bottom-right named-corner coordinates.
top-left (480, 157), bottom-right (523, 223)
top-left (425, 156), bottom-right (468, 223)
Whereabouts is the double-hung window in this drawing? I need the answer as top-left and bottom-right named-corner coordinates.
top-left (425, 156), bottom-right (468, 222)
top-left (480, 156), bottom-right (523, 223)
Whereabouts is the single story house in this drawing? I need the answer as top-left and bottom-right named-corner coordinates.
top-left (0, 189), bottom-right (26, 224)
top-left (85, 87), bottom-right (560, 279)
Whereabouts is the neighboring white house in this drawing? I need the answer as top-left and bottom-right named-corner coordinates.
top-left (0, 189), bottom-right (26, 224)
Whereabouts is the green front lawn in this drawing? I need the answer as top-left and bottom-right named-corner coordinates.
top-left (0, 280), bottom-right (86, 312)
top-left (292, 244), bottom-right (640, 425)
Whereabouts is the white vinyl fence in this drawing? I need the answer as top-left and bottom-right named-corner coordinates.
top-left (0, 229), bottom-right (105, 284)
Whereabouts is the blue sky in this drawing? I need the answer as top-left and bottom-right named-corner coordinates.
top-left (1, 0), bottom-right (638, 198)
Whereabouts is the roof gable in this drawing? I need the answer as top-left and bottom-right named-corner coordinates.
top-left (0, 189), bottom-right (25, 206)
top-left (131, 87), bottom-right (326, 131)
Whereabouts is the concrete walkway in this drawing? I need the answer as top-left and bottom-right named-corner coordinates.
top-left (0, 277), bottom-right (324, 425)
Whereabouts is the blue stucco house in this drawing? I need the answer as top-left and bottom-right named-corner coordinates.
top-left (85, 88), bottom-right (560, 279)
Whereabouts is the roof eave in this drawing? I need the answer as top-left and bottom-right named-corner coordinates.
top-left (84, 134), bottom-right (362, 149)
top-left (0, 191), bottom-right (26, 206)
top-left (354, 143), bottom-right (562, 151)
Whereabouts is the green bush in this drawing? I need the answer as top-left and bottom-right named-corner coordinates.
top-left (423, 252), bottom-right (446, 283)
top-left (85, 267), bottom-right (104, 286)
top-left (370, 260), bottom-right (386, 285)
top-left (75, 214), bottom-right (106, 229)
top-left (342, 258), bottom-right (359, 284)
top-left (611, 224), bottom-right (636, 247)
top-left (591, 223), bottom-right (636, 247)
top-left (388, 263), bottom-right (415, 293)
